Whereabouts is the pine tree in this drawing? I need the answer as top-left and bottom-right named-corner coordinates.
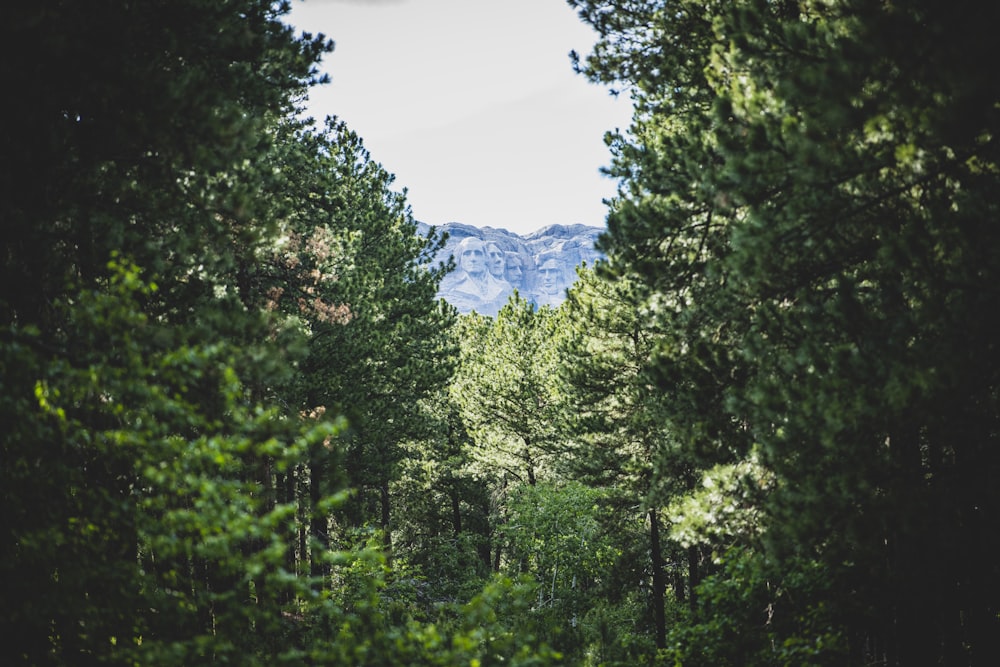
top-left (571, 0), bottom-right (1000, 662)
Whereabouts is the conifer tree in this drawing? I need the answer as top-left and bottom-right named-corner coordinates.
top-left (451, 299), bottom-right (562, 488)
top-left (263, 119), bottom-right (457, 551)
top-left (1, 2), bottom-right (339, 662)
top-left (559, 265), bottom-right (703, 649)
top-left (571, 0), bottom-right (1000, 662)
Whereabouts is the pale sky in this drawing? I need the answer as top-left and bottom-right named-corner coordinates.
top-left (286, 0), bottom-right (632, 236)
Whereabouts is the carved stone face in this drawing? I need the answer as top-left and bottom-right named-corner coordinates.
top-left (486, 243), bottom-right (505, 278)
top-left (538, 259), bottom-right (562, 294)
top-left (458, 238), bottom-right (486, 275)
top-left (505, 252), bottom-right (524, 287)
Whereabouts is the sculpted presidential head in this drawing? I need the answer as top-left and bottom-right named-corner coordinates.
top-left (486, 242), bottom-right (505, 278)
top-left (504, 251), bottom-right (524, 288)
top-left (457, 237), bottom-right (487, 276)
top-left (537, 258), bottom-right (563, 295)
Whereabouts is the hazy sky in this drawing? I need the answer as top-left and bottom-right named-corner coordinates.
top-left (286, 0), bottom-right (632, 236)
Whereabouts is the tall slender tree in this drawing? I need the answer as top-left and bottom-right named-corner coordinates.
top-left (262, 120), bottom-right (457, 554)
top-left (451, 299), bottom-right (562, 488)
top-left (558, 265), bottom-right (703, 649)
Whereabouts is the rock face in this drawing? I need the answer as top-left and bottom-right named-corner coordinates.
top-left (419, 222), bottom-right (604, 316)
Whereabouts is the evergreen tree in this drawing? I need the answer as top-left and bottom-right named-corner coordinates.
top-left (451, 299), bottom-right (562, 489)
top-left (263, 119), bottom-right (457, 551)
top-left (559, 265), bottom-right (701, 651)
top-left (0, 2), bottom-right (565, 664)
top-left (391, 391), bottom-right (497, 600)
top-left (1, 2), bottom-right (336, 663)
top-left (570, 0), bottom-right (1000, 663)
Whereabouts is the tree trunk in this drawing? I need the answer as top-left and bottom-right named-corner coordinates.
top-left (380, 481), bottom-right (393, 562)
top-left (309, 456), bottom-right (328, 580)
top-left (687, 545), bottom-right (700, 614)
top-left (649, 507), bottom-right (667, 649)
top-left (524, 440), bottom-right (537, 486)
top-left (886, 422), bottom-right (931, 667)
top-left (451, 490), bottom-right (462, 536)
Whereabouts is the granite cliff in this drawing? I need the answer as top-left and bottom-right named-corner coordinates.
top-left (418, 222), bottom-right (605, 316)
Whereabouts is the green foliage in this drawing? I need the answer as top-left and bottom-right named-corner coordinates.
top-left (501, 481), bottom-right (658, 664)
top-left (572, 0), bottom-right (1000, 663)
top-left (1, 0), bottom-right (330, 329)
top-left (447, 575), bottom-right (564, 667)
top-left (2, 2), bottom-right (342, 661)
top-left (558, 265), bottom-right (705, 654)
top-left (666, 453), bottom-right (768, 553)
top-left (2, 2), bottom-right (475, 665)
top-left (391, 395), bottom-right (496, 602)
top-left (1, 259), bottom-right (345, 664)
top-left (664, 549), bottom-right (847, 667)
top-left (451, 298), bottom-right (562, 486)
top-left (264, 118), bottom-right (457, 535)
top-left (16, 0), bottom-right (1000, 662)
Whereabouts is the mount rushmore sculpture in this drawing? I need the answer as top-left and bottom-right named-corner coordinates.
top-left (420, 222), bottom-right (605, 317)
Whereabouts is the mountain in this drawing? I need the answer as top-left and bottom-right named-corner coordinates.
top-left (417, 222), bottom-right (605, 316)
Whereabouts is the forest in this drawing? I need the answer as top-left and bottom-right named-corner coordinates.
top-left (2, 1), bottom-right (999, 665)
